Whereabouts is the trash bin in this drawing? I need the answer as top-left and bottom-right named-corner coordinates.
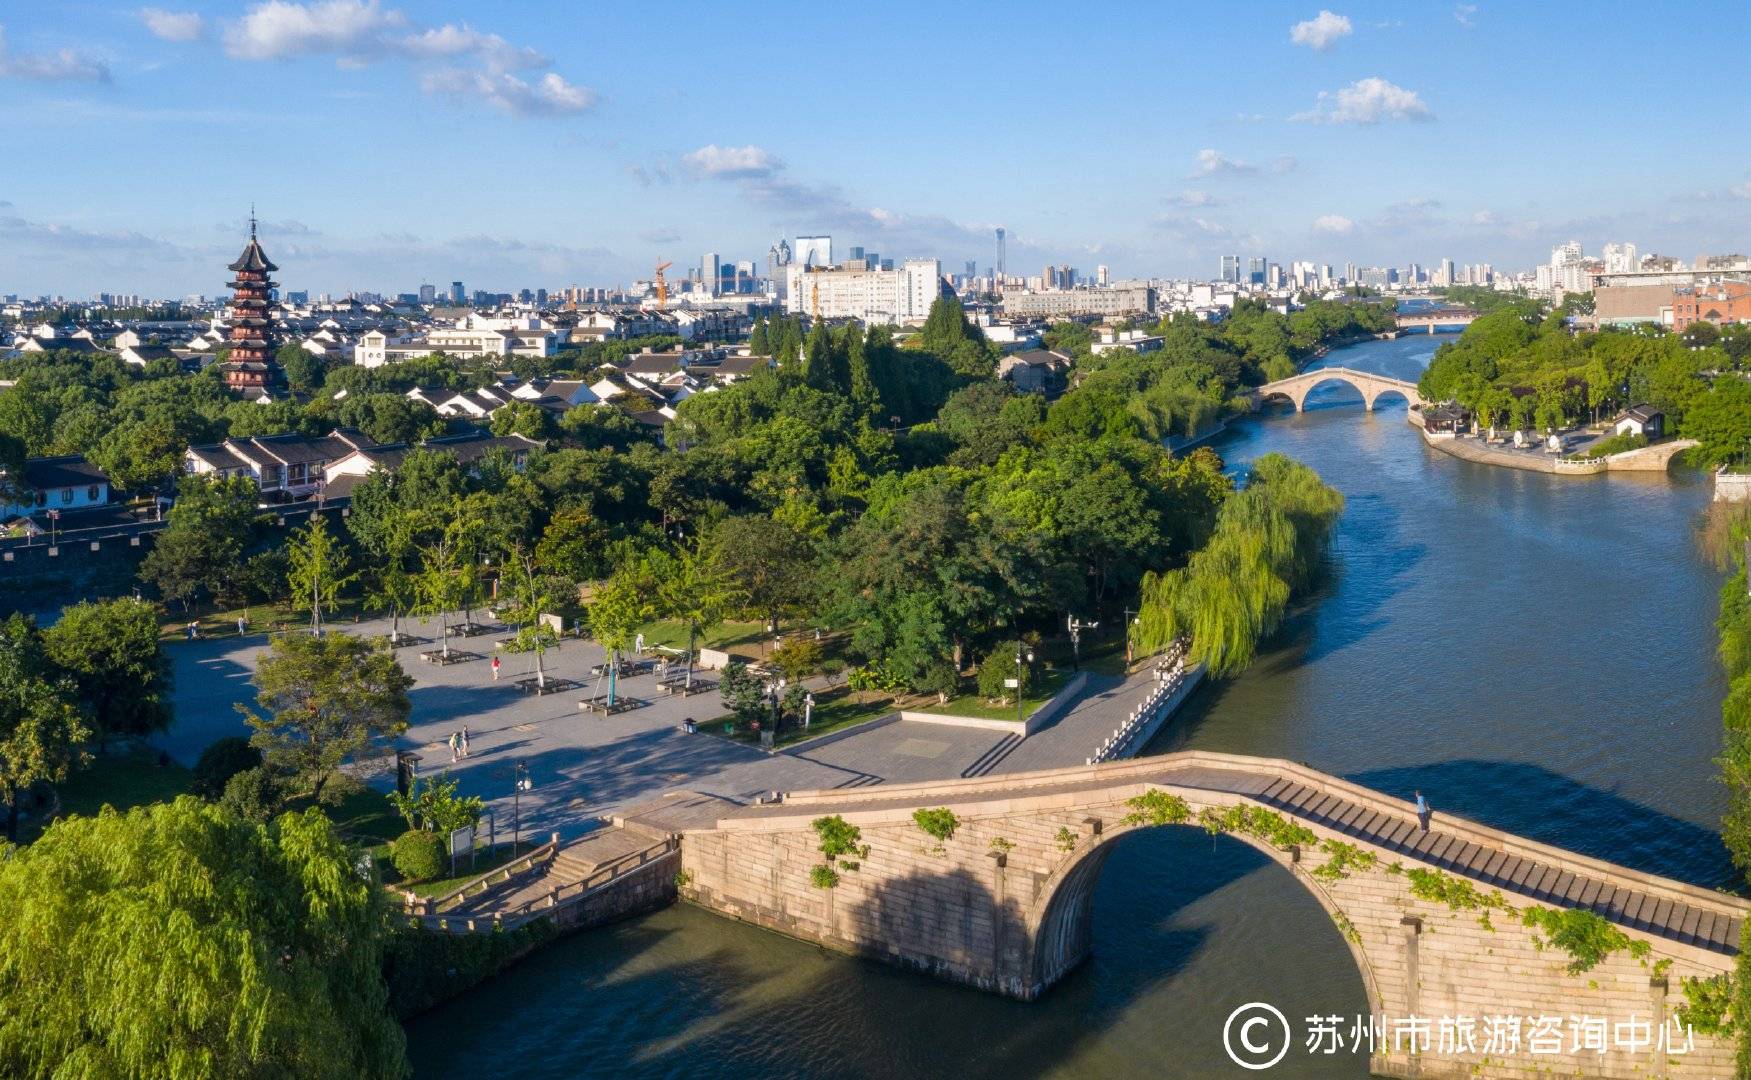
top-left (682, 719), bottom-right (697, 734)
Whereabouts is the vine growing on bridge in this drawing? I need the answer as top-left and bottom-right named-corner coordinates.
top-left (1407, 867), bottom-right (1654, 976)
top-left (1677, 974), bottom-right (1734, 1037)
top-left (912, 808), bottom-right (958, 855)
top-left (1121, 790), bottom-right (1192, 827)
top-left (810, 815), bottom-right (868, 890)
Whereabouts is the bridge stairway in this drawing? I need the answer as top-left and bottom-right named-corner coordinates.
top-left (1249, 776), bottom-right (1743, 956)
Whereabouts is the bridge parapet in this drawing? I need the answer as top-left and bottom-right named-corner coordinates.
top-left (683, 752), bottom-right (1740, 1079)
top-left (1248, 366), bottom-right (1425, 413)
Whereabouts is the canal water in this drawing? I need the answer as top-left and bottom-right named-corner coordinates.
top-left (406, 334), bottom-right (1731, 1078)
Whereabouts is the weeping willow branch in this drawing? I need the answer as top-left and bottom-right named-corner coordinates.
top-left (1135, 453), bottom-right (1343, 676)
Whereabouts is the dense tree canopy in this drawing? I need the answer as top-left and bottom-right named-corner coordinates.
top-left (0, 799), bottom-right (406, 1078)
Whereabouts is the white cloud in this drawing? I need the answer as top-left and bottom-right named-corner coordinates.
top-left (1189, 148), bottom-right (1257, 177)
top-left (420, 69), bottom-right (595, 115)
top-left (1730, 182), bottom-right (1751, 200)
top-left (639, 228), bottom-right (681, 245)
top-left (1454, 4), bottom-right (1478, 28)
top-left (1290, 10), bottom-right (1352, 50)
top-left (222, 0), bottom-right (405, 61)
top-left (140, 8), bottom-right (204, 42)
top-left (1292, 77), bottom-right (1433, 124)
top-left (1167, 190), bottom-right (1219, 207)
top-left (214, 2), bottom-right (592, 117)
top-left (1472, 210), bottom-right (1498, 224)
top-left (400, 24), bottom-right (544, 72)
top-left (0, 25), bottom-right (110, 82)
top-left (1313, 214), bottom-right (1355, 234)
top-left (681, 144), bottom-right (783, 179)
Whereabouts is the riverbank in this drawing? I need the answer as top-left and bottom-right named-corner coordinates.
top-left (1418, 425), bottom-right (1698, 477)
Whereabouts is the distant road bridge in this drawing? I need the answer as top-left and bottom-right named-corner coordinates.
top-left (681, 752), bottom-right (1742, 1079)
top-left (1247, 365), bottom-right (1424, 413)
top-left (1396, 307), bottom-right (1479, 332)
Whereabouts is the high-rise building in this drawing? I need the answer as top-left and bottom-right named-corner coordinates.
top-left (1439, 258), bottom-right (1455, 286)
top-left (964, 260), bottom-right (977, 280)
top-left (450, 281), bottom-right (465, 303)
top-left (785, 259), bottom-right (942, 324)
top-left (995, 227), bottom-right (1006, 279)
top-left (795, 235), bottom-right (832, 268)
top-left (1220, 255), bottom-right (1240, 283)
top-left (1248, 257), bottom-right (1266, 285)
top-left (703, 252), bottom-right (721, 297)
top-left (418, 283), bottom-right (436, 304)
top-left (1603, 243), bottom-right (1638, 274)
top-left (1096, 265), bottom-right (1110, 287)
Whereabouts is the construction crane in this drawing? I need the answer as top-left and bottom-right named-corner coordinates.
top-left (653, 260), bottom-right (673, 309)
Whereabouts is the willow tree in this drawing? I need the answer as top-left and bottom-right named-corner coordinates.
top-left (1133, 453), bottom-right (1342, 678)
top-left (0, 799), bottom-right (406, 1078)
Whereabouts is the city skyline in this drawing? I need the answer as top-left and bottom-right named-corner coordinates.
top-left (3, 1), bottom-right (1751, 295)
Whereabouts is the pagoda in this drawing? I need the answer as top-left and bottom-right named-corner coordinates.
top-left (217, 214), bottom-right (283, 394)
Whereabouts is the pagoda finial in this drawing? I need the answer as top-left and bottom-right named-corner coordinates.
top-left (249, 204), bottom-right (257, 239)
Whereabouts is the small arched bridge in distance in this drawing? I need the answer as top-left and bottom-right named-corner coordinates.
top-left (680, 752), bottom-right (1741, 1079)
top-left (1397, 307), bottom-right (1479, 333)
top-left (1248, 365), bottom-right (1425, 414)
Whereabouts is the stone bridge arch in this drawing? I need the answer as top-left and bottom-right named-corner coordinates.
top-left (1026, 818), bottom-right (1385, 1021)
top-left (1251, 367), bottom-right (1423, 414)
top-left (681, 752), bottom-right (1742, 1079)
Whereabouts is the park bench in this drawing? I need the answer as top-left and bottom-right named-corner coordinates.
top-left (419, 648), bottom-right (482, 665)
top-left (514, 676), bottom-right (579, 696)
top-left (577, 695), bottom-right (648, 716)
top-left (656, 675), bottom-right (716, 697)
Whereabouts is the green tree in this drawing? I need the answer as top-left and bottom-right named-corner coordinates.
top-left (286, 514), bottom-right (357, 635)
top-left (363, 506), bottom-right (419, 644)
top-left (138, 473), bottom-right (259, 609)
top-left (240, 633), bottom-right (412, 802)
top-left (642, 544), bottom-right (739, 689)
top-left (0, 798), bottom-right (406, 1078)
top-left (41, 598), bottom-right (171, 748)
top-left (413, 536), bottom-right (466, 659)
top-left (586, 568), bottom-right (649, 705)
top-left (0, 615), bottom-right (90, 840)
top-left (501, 547), bottom-right (560, 690)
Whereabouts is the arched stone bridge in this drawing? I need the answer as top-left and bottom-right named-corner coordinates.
top-left (680, 752), bottom-right (1741, 1079)
top-left (1249, 365), bottom-right (1425, 413)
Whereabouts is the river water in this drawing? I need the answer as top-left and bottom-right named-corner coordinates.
top-left (406, 334), bottom-right (1731, 1079)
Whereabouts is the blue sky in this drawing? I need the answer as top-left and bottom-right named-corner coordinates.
top-left (2, 1), bottom-right (1749, 297)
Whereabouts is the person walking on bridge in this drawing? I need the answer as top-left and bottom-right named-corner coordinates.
top-left (1414, 790), bottom-right (1431, 831)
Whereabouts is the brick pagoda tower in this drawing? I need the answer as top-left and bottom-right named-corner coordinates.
top-left (218, 213), bottom-right (282, 394)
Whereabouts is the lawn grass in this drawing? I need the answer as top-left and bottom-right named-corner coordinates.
top-left (400, 843), bottom-right (528, 897)
top-left (294, 777), bottom-right (406, 849)
top-left (55, 746), bottom-right (195, 820)
top-left (634, 618), bottom-right (770, 656)
top-left (917, 666), bottom-right (1073, 722)
top-left (158, 597), bottom-right (377, 643)
top-left (703, 686), bottom-right (895, 749)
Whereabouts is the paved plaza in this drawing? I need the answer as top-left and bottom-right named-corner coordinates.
top-left (161, 612), bottom-right (1183, 840)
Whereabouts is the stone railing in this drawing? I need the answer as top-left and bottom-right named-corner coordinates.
top-left (401, 833), bottom-right (561, 917)
top-left (1090, 639), bottom-right (1190, 764)
top-left (406, 836), bottom-right (679, 934)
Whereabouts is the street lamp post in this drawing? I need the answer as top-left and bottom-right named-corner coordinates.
top-left (1066, 614), bottom-right (1098, 671)
top-left (1122, 607), bottom-right (1138, 666)
top-left (512, 764), bottom-right (532, 854)
top-left (1014, 644), bottom-right (1034, 725)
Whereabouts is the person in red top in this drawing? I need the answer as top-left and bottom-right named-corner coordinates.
top-left (491, 655), bottom-right (501, 681)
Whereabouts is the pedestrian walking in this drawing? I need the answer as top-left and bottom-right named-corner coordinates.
top-left (461, 725), bottom-right (470, 759)
top-left (635, 631), bottom-right (645, 655)
top-left (1414, 790), bottom-right (1431, 831)
top-left (448, 731), bottom-right (460, 763)
top-left (491, 655), bottom-right (501, 681)
top-left (237, 615), bottom-right (248, 637)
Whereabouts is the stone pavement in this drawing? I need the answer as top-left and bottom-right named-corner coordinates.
top-left (161, 613), bottom-right (1181, 840)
